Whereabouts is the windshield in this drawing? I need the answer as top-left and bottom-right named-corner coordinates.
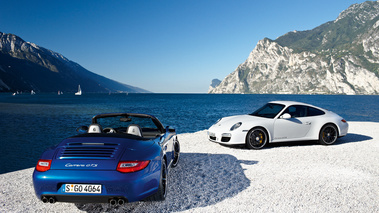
top-left (250, 103), bottom-right (285, 118)
top-left (96, 115), bottom-right (158, 130)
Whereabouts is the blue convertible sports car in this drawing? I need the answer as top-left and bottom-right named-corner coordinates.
top-left (33, 113), bottom-right (180, 205)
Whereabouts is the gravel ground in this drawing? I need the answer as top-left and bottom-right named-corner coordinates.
top-left (1, 122), bottom-right (378, 213)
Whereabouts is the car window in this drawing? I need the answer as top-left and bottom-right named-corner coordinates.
top-left (97, 116), bottom-right (158, 129)
top-left (282, 105), bottom-right (325, 118)
top-left (129, 116), bottom-right (159, 129)
top-left (250, 103), bottom-right (285, 118)
top-left (282, 105), bottom-right (307, 118)
top-left (307, 106), bottom-right (325, 116)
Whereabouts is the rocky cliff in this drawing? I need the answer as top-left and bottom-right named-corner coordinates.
top-left (0, 32), bottom-right (149, 93)
top-left (208, 79), bottom-right (221, 92)
top-left (209, 1), bottom-right (379, 95)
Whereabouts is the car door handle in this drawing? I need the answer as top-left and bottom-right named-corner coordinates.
top-left (305, 122), bottom-right (312, 125)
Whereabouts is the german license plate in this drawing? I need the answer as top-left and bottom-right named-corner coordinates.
top-left (63, 184), bottom-right (102, 194)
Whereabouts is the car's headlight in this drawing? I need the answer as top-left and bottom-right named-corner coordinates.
top-left (230, 122), bottom-right (242, 131)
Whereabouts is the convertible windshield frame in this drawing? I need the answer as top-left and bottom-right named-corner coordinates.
top-left (91, 113), bottom-right (165, 133)
top-left (249, 103), bottom-right (285, 119)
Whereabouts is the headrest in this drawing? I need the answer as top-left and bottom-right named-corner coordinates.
top-left (88, 124), bottom-right (102, 133)
top-left (127, 124), bottom-right (142, 137)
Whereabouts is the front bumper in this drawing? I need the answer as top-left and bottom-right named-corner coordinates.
top-left (207, 130), bottom-right (247, 145)
top-left (32, 164), bottom-right (160, 203)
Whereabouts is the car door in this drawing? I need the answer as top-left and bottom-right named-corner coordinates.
top-left (273, 105), bottom-right (312, 141)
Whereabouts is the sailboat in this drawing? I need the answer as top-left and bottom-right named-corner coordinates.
top-left (75, 85), bottom-right (82, 96)
top-left (31, 90), bottom-right (36, 95)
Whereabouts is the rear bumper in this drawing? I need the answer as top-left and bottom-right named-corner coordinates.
top-left (32, 163), bottom-right (160, 203)
top-left (338, 121), bottom-right (349, 137)
top-left (41, 195), bottom-right (123, 203)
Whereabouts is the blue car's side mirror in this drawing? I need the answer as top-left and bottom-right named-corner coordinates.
top-left (166, 126), bottom-right (176, 133)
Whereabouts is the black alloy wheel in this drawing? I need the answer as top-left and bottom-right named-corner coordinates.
top-left (146, 160), bottom-right (168, 201)
top-left (246, 127), bottom-right (268, 150)
top-left (171, 140), bottom-right (180, 168)
top-left (319, 124), bottom-right (338, 145)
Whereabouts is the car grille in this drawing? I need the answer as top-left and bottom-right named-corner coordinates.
top-left (221, 136), bottom-right (231, 142)
top-left (58, 143), bottom-right (119, 159)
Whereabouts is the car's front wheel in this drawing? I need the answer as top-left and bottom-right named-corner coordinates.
top-left (246, 127), bottom-right (268, 150)
top-left (146, 160), bottom-right (167, 201)
top-left (171, 139), bottom-right (180, 168)
top-left (319, 124), bottom-right (338, 145)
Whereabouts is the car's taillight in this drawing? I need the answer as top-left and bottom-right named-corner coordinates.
top-left (117, 161), bottom-right (150, 173)
top-left (341, 119), bottom-right (347, 123)
top-left (36, 159), bottom-right (52, 172)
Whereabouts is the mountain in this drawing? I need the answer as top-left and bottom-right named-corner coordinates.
top-left (209, 1), bottom-right (379, 95)
top-left (0, 32), bottom-right (150, 93)
top-left (208, 79), bottom-right (221, 92)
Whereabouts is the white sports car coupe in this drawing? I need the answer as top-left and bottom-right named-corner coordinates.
top-left (208, 101), bottom-right (348, 149)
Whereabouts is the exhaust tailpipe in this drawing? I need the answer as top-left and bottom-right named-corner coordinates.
top-left (109, 199), bottom-right (117, 205)
top-left (49, 197), bottom-right (56, 204)
top-left (42, 196), bottom-right (48, 203)
top-left (118, 199), bottom-right (125, 205)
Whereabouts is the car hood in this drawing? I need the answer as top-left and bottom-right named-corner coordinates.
top-left (49, 136), bottom-right (155, 170)
top-left (210, 114), bottom-right (269, 131)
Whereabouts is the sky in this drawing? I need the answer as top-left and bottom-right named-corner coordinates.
top-left (0, 0), bottom-right (369, 93)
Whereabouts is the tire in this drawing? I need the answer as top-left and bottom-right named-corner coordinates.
top-left (319, 124), bottom-right (338, 145)
top-left (146, 160), bottom-right (168, 201)
top-left (246, 127), bottom-right (268, 150)
top-left (171, 140), bottom-right (180, 168)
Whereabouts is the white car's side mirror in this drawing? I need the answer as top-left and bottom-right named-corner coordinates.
top-left (281, 113), bottom-right (291, 119)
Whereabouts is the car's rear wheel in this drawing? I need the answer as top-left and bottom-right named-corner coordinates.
top-left (246, 127), bottom-right (268, 150)
top-left (319, 124), bottom-right (338, 145)
top-left (171, 140), bottom-right (180, 168)
top-left (146, 160), bottom-right (167, 201)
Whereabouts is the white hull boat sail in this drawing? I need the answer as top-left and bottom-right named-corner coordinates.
top-left (75, 85), bottom-right (82, 95)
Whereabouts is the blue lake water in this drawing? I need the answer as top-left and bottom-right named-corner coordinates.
top-left (0, 93), bottom-right (378, 174)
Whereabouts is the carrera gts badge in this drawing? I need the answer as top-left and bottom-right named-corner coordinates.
top-left (65, 163), bottom-right (98, 168)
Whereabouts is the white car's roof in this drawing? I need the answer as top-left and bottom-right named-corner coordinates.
top-left (270, 100), bottom-right (309, 105)
top-left (268, 101), bottom-right (325, 110)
